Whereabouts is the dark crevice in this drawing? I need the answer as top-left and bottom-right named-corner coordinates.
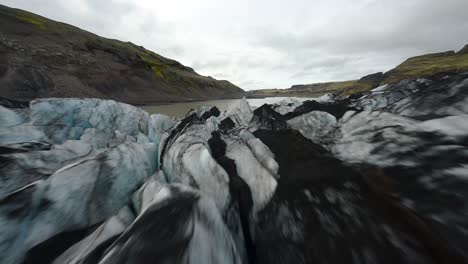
top-left (0, 96), bottom-right (29, 108)
top-left (208, 131), bottom-right (256, 264)
top-left (22, 222), bottom-right (103, 264)
top-left (219, 117), bottom-right (236, 131)
top-left (82, 235), bottom-right (119, 264)
top-left (0, 142), bottom-right (51, 154)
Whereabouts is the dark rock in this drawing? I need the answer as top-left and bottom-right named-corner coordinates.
top-left (458, 44), bottom-right (468, 54)
top-left (200, 106), bottom-right (221, 121)
top-left (357, 72), bottom-right (384, 89)
top-left (347, 91), bottom-right (367, 100)
top-left (253, 129), bottom-right (340, 189)
top-left (0, 96), bottom-right (29, 108)
top-left (359, 72), bottom-right (383, 82)
top-left (219, 117), bottom-right (236, 131)
top-left (284, 99), bottom-right (357, 120)
top-left (289, 84), bottom-right (310, 90)
top-left (0, 64), bottom-right (7, 77)
top-left (250, 104), bottom-right (288, 130)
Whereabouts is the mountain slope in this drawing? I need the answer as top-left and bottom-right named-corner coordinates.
top-left (0, 4), bottom-right (244, 104)
top-left (248, 45), bottom-right (468, 98)
top-left (381, 50), bottom-right (468, 84)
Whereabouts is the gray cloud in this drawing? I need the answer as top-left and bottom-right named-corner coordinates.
top-left (1, 0), bottom-right (467, 89)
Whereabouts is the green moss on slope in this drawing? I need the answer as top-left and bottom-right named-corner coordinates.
top-left (139, 53), bottom-right (165, 78)
top-left (383, 52), bottom-right (468, 84)
top-left (250, 47), bottom-right (468, 98)
top-left (15, 11), bottom-right (47, 30)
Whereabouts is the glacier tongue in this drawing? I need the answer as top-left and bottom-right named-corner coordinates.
top-left (1, 73), bottom-right (468, 264)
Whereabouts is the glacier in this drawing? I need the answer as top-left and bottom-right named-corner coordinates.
top-left (1, 72), bottom-right (468, 263)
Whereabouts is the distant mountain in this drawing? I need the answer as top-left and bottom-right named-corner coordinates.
top-left (0, 4), bottom-right (244, 104)
top-left (248, 45), bottom-right (468, 98)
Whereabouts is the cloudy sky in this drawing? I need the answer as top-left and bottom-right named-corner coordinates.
top-left (2, 0), bottom-right (468, 90)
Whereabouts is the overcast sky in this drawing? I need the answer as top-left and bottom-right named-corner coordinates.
top-left (2, 0), bottom-right (468, 90)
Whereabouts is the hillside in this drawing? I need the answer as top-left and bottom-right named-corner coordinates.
top-left (248, 45), bottom-right (468, 98)
top-left (0, 4), bottom-right (244, 104)
top-left (381, 49), bottom-right (468, 84)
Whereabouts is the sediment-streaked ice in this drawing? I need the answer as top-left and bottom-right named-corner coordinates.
top-left (1, 73), bottom-right (468, 263)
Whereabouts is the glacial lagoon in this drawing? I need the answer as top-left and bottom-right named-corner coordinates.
top-left (140, 97), bottom-right (312, 117)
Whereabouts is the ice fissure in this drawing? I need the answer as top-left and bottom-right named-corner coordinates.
top-left (208, 131), bottom-right (256, 264)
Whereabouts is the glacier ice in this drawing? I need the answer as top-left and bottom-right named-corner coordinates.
top-left (1, 72), bottom-right (468, 263)
top-left (224, 97), bottom-right (253, 127)
top-left (287, 111), bottom-right (337, 146)
top-left (0, 141), bottom-right (157, 264)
